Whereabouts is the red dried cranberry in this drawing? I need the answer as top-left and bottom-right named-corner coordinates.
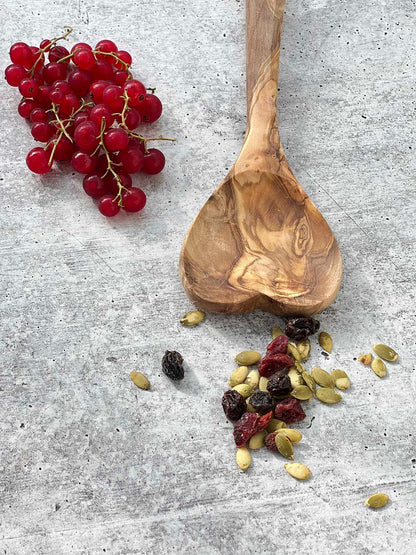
top-left (274, 398), bottom-right (306, 424)
top-left (267, 372), bottom-right (292, 397)
top-left (249, 391), bottom-right (275, 414)
top-left (254, 411), bottom-right (273, 433)
top-left (258, 353), bottom-right (294, 377)
top-left (265, 431), bottom-right (279, 452)
top-left (222, 390), bottom-right (246, 421)
top-left (285, 317), bottom-right (320, 340)
top-left (266, 335), bottom-right (289, 356)
top-left (233, 412), bottom-right (258, 447)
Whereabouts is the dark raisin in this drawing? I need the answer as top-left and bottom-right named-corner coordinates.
top-left (249, 391), bottom-right (275, 414)
top-left (162, 350), bottom-right (184, 381)
top-left (265, 431), bottom-right (279, 452)
top-left (258, 353), bottom-right (294, 377)
top-left (274, 397), bottom-right (306, 424)
top-left (266, 335), bottom-right (289, 356)
top-left (285, 317), bottom-right (320, 341)
top-left (267, 372), bottom-right (293, 397)
top-left (233, 412), bottom-right (258, 447)
top-left (222, 390), bottom-right (246, 421)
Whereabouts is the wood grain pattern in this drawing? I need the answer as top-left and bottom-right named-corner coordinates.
top-left (179, 0), bottom-right (342, 315)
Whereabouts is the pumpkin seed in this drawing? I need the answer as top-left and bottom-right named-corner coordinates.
top-left (288, 367), bottom-right (305, 388)
top-left (246, 401), bottom-right (256, 413)
top-left (248, 430), bottom-right (266, 450)
top-left (130, 371), bottom-right (150, 390)
top-left (365, 493), bottom-right (389, 508)
top-left (291, 385), bottom-right (313, 400)
top-left (295, 361), bottom-right (306, 373)
top-left (267, 418), bottom-right (286, 432)
top-left (277, 428), bottom-right (302, 443)
top-left (358, 353), bottom-right (372, 365)
top-left (229, 366), bottom-right (249, 387)
top-left (180, 309), bottom-right (206, 326)
top-left (232, 383), bottom-right (253, 398)
top-left (297, 339), bottom-right (311, 361)
top-left (373, 344), bottom-right (398, 362)
top-left (331, 369), bottom-right (350, 390)
top-left (259, 376), bottom-right (269, 392)
top-left (371, 358), bottom-right (386, 378)
top-left (316, 387), bottom-right (342, 404)
top-left (236, 447), bottom-right (251, 470)
top-left (319, 331), bottom-right (333, 353)
top-left (245, 369), bottom-right (260, 390)
top-left (284, 462), bottom-right (311, 480)
top-left (302, 371), bottom-right (316, 392)
top-left (234, 350), bottom-right (261, 366)
top-left (288, 342), bottom-right (302, 362)
top-left (275, 433), bottom-right (294, 459)
top-left (272, 326), bottom-right (284, 339)
top-left (311, 368), bottom-right (334, 388)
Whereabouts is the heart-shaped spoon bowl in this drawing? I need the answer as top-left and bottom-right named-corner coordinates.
top-left (179, 0), bottom-right (342, 316)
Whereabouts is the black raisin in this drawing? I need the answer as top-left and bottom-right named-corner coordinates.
top-left (285, 317), bottom-right (320, 340)
top-left (267, 372), bottom-right (292, 397)
top-left (162, 350), bottom-right (184, 381)
top-left (248, 391), bottom-right (275, 414)
top-left (222, 390), bottom-right (246, 421)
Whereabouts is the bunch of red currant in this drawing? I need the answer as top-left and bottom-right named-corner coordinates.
top-left (5, 28), bottom-right (174, 217)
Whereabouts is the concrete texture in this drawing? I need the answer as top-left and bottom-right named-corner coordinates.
top-left (0, 0), bottom-right (415, 553)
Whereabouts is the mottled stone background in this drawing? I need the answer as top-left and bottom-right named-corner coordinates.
top-left (0, 0), bottom-right (415, 553)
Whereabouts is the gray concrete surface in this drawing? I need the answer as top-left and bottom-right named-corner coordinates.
top-left (1, 0), bottom-right (415, 553)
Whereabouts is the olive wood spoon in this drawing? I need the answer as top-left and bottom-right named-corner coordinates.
top-left (179, 0), bottom-right (342, 316)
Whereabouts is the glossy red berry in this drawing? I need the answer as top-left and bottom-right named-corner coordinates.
top-left (117, 145), bottom-right (144, 173)
top-left (43, 62), bottom-right (67, 84)
top-left (83, 174), bottom-right (108, 198)
top-left (123, 79), bottom-right (146, 106)
top-left (26, 147), bottom-right (52, 174)
top-left (104, 128), bottom-right (129, 151)
top-left (71, 42), bottom-right (92, 54)
top-left (124, 108), bottom-right (141, 130)
top-left (113, 70), bottom-right (129, 86)
top-left (73, 49), bottom-right (96, 70)
top-left (122, 187), bottom-right (146, 212)
top-left (59, 93), bottom-right (80, 116)
top-left (89, 79), bottom-right (111, 102)
top-left (18, 98), bottom-right (37, 118)
top-left (18, 77), bottom-right (39, 98)
top-left (90, 60), bottom-right (113, 81)
top-left (30, 107), bottom-right (48, 122)
top-left (5, 64), bottom-right (27, 86)
top-left (113, 50), bottom-right (132, 69)
top-left (98, 195), bottom-right (120, 217)
top-left (89, 103), bottom-right (114, 128)
top-left (138, 94), bottom-right (162, 123)
top-left (68, 68), bottom-right (92, 96)
top-left (51, 136), bottom-right (74, 161)
top-left (10, 42), bottom-right (32, 65)
top-left (102, 85), bottom-right (124, 110)
top-left (74, 121), bottom-right (100, 151)
top-left (71, 150), bottom-right (98, 174)
top-left (34, 84), bottom-right (52, 108)
top-left (95, 39), bottom-right (118, 59)
top-left (28, 47), bottom-right (44, 71)
top-left (40, 39), bottom-right (52, 51)
top-left (105, 172), bottom-right (132, 195)
top-left (31, 121), bottom-right (54, 142)
top-left (142, 148), bottom-right (165, 174)
top-left (48, 45), bottom-right (70, 63)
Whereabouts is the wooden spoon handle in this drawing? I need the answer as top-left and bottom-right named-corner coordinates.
top-left (246, 0), bottom-right (285, 111)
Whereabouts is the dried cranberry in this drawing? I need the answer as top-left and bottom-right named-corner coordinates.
top-left (265, 431), bottom-right (279, 452)
top-left (254, 411), bottom-right (273, 433)
top-left (233, 412), bottom-right (258, 447)
top-left (258, 353), bottom-right (294, 377)
top-left (274, 398), bottom-right (306, 424)
top-left (266, 335), bottom-right (289, 356)
top-left (249, 391), bottom-right (275, 414)
top-left (267, 372), bottom-right (293, 397)
top-left (285, 317), bottom-right (320, 341)
top-left (222, 390), bottom-right (246, 421)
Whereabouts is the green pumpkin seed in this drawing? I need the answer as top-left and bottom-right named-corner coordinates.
top-left (275, 433), bottom-right (294, 459)
top-left (373, 344), bottom-right (398, 362)
top-left (232, 384), bottom-right (253, 398)
top-left (234, 350), bottom-right (261, 366)
top-left (319, 332), bottom-right (333, 353)
top-left (311, 368), bottom-right (334, 388)
top-left (291, 385), bottom-right (313, 400)
top-left (284, 462), bottom-right (311, 480)
top-left (288, 367), bottom-right (305, 388)
top-left (248, 431), bottom-right (266, 450)
top-left (267, 418), bottom-right (286, 432)
top-left (331, 369), bottom-right (350, 390)
top-left (297, 339), bottom-right (311, 361)
top-left (302, 371), bottom-right (316, 392)
top-left (295, 361), bottom-right (306, 373)
top-left (371, 358), bottom-right (386, 378)
top-left (130, 371), bottom-right (150, 390)
top-left (245, 369), bottom-right (260, 390)
top-left (365, 493), bottom-right (389, 508)
top-left (236, 447), bottom-right (251, 470)
top-left (358, 353), bottom-right (372, 365)
top-left (229, 366), bottom-right (249, 387)
top-left (316, 387), bottom-right (342, 404)
top-left (259, 376), bottom-right (269, 392)
top-left (180, 310), bottom-right (206, 326)
top-left (288, 342), bottom-right (302, 362)
top-left (277, 428), bottom-right (302, 443)
top-left (272, 326), bottom-right (284, 339)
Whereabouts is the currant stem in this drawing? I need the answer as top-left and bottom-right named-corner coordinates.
top-left (29, 27), bottom-right (73, 77)
top-left (96, 119), bottom-right (128, 206)
top-left (56, 49), bottom-right (133, 78)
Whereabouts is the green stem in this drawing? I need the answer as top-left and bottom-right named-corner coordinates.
top-left (29, 27), bottom-right (73, 77)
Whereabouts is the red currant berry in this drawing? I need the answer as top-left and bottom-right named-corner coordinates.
top-left (74, 121), bottom-right (100, 151)
top-left (123, 79), bottom-right (146, 106)
top-left (51, 135), bottom-right (74, 161)
top-left (142, 148), bottom-right (165, 174)
top-left (31, 121), bottom-right (54, 142)
top-left (43, 62), bottom-right (67, 84)
top-left (138, 94), bottom-right (162, 123)
top-left (5, 64), bottom-right (27, 86)
top-left (18, 98), bottom-right (37, 118)
top-left (28, 47), bottom-right (44, 71)
top-left (9, 42), bottom-right (32, 65)
top-left (26, 147), bottom-right (52, 174)
top-left (34, 84), bottom-right (52, 108)
top-left (90, 60), bottom-right (113, 81)
top-left (73, 109), bottom-right (91, 128)
top-left (96, 153), bottom-right (116, 176)
top-left (71, 150), bottom-right (98, 174)
top-left (95, 39), bottom-right (118, 58)
top-left (113, 50), bottom-right (132, 69)
top-left (102, 84), bottom-right (124, 110)
top-left (104, 128), bottom-right (129, 152)
top-left (124, 108), bottom-right (141, 130)
top-left (39, 39), bottom-right (52, 51)
top-left (122, 187), bottom-right (146, 212)
top-left (68, 68), bottom-right (93, 96)
top-left (52, 80), bottom-right (72, 94)
top-left (32, 71), bottom-right (44, 85)
top-left (89, 79), bottom-right (111, 102)
top-left (73, 49), bottom-right (96, 70)
top-left (48, 45), bottom-right (70, 63)
top-left (98, 195), bottom-right (120, 217)
top-left (117, 145), bottom-right (144, 173)
top-left (49, 88), bottom-right (65, 104)
top-left (71, 42), bottom-right (92, 54)
top-left (113, 70), bottom-right (129, 86)
top-left (83, 174), bottom-right (108, 198)
top-left (105, 172), bottom-right (132, 195)
top-left (30, 107), bottom-right (48, 122)
top-left (18, 77), bottom-right (39, 98)
top-left (59, 93), bottom-right (81, 117)
top-left (89, 104), bottom-right (114, 128)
